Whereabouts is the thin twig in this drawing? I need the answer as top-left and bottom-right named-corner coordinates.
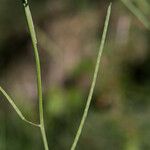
top-left (0, 86), bottom-right (40, 127)
top-left (70, 3), bottom-right (112, 150)
top-left (22, 0), bottom-right (49, 150)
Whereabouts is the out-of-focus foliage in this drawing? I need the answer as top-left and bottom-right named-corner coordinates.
top-left (0, 0), bottom-right (150, 150)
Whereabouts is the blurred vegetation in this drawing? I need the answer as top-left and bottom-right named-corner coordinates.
top-left (0, 0), bottom-right (150, 149)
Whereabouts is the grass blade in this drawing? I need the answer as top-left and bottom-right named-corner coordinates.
top-left (70, 3), bottom-right (112, 150)
top-left (121, 0), bottom-right (150, 29)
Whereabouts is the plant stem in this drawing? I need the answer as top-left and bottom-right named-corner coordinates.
top-left (70, 3), bottom-right (112, 150)
top-left (121, 0), bottom-right (150, 30)
top-left (22, 0), bottom-right (49, 150)
top-left (0, 86), bottom-right (40, 127)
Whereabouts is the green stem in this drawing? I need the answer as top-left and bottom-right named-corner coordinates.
top-left (22, 0), bottom-right (49, 150)
top-left (121, 0), bottom-right (150, 30)
top-left (0, 86), bottom-right (40, 127)
top-left (70, 3), bottom-right (112, 150)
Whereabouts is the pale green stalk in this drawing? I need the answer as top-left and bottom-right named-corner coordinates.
top-left (70, 3), bottom-right (112, 150)
top-left (0, 1), bottom-right (49, 149)
top-left (0, 86), bottom-right (40, 127)
top-left (121, 0), bottom-right (150, 29)
top-left (22, 0), bottom-right (49, 150)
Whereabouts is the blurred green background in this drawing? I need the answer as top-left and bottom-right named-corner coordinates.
top-left (0, 0), bottom-right (150, 149)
